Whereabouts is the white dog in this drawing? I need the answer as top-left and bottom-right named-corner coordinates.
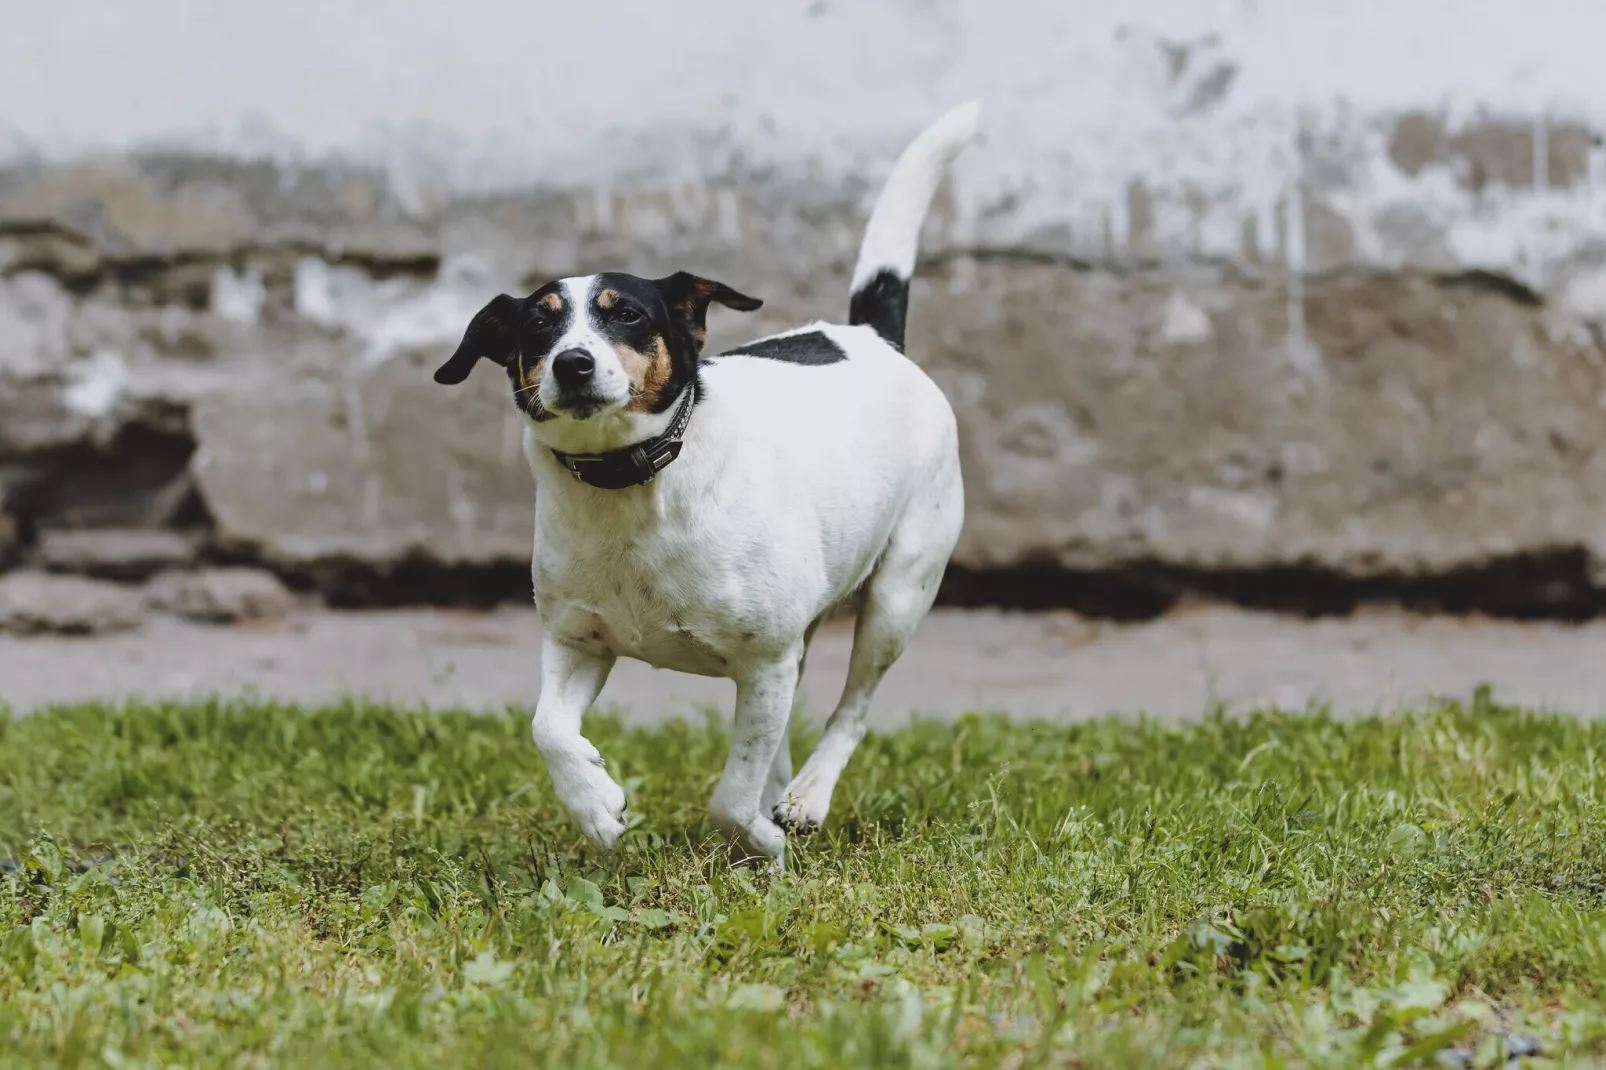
top-left (433, 101), bottom-right (981, 866)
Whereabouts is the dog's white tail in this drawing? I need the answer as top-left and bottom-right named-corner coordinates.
top-left (848, 100), bottom-right (982, 351)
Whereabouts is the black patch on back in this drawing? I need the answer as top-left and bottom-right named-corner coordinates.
top-left (724, 331), bottom-right (847, 366)
top-left (847, 268), bottom-right (909, 352)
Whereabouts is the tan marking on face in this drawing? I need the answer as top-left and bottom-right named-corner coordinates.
top-left (595, 288), bottom-right (619, 310)
top-left (537, 292), bottom-right (563, 311)
top-left (515, 352), bottom-right (554, 422)
top-left (619, 336), bottom-right (675, 414)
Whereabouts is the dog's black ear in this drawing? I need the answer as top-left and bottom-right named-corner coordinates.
top-left (434, 294), bottom-right (524, 385)
top-left (652, 272), bottom-right (763, 349)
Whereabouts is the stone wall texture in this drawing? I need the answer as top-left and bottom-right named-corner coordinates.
top-left (7, 0), bottom-right (1606, 616)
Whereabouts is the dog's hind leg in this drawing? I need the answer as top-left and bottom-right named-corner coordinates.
top-left (531, 636), bottom-right (627, 849)
top-left (710, 651), bottom-right (803, 868)
top-left (774, 472), bottom-right (962, 834)
top-left (760, 616), bottom-right (823, 814)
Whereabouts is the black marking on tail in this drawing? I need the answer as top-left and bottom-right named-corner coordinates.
top-left (848, 269), bottom-right (910, 351)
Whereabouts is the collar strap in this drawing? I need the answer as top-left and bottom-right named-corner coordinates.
top-left (550, 383), bottom-right (697, 490)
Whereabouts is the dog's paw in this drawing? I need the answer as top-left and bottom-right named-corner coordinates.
top-left (576, 805), bottom-right (627, 850)
top-left (709, 804), bottom-right (787, 868)
top-left (730, 815), bottom-right (786, 870)
top-left (745, 815), bottom-right (787, 861)
top-left (564, 778), bottom-right (629, 850)
top-left (772, 793), bottom-right (827, 835)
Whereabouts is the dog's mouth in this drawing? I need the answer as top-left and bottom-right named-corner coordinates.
top-left (545, 389), bottom-right (613, 421)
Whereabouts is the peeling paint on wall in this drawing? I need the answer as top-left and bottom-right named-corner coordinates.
top-left (6, 0), bottom-right (1606, 285)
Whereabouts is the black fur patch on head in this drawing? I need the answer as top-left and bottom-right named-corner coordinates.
top-left (434, 283), bottom-right (574, 422)
top-left (722, 331), bottom-right (847, 366)
top-left (437, 271), bottom-right (763, 421)
top-left (508, 282), bottom-right (574, 420)
top-left (520, 281), bottom-right (576, 344)
top-left (581, 271), bottom-right (764, 414)
top-left (433, 293), bottom-right (525, 384)
top-left (651, 271), bottom-right (763, 348)
top-left (587, 272), bottom-right (696, 415)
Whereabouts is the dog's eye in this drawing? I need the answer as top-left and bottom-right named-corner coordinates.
top-left (614, 308), bottom-right (643, 325)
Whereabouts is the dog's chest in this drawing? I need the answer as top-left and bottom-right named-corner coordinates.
top-left (535, 522), bottom-right (764, 677)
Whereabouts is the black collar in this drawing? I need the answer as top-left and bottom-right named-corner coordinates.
top-left (550, 383), bottom-right (697, 490)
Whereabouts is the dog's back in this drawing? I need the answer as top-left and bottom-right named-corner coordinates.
top-left (697, 99), bottom-right (983, 447)
top-left (689, 102), bottom-right (982, 602)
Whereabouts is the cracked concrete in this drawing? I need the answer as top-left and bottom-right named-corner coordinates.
top-left (8, 237), bottom-right (1606, 614)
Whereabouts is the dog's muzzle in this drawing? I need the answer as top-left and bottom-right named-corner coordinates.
top-left (546, 348), bottom-right (611, 417)
top-left (551, 348), bottom-right (595, 388)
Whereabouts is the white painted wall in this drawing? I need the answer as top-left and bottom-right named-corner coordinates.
top-left (7, 0), bottom-right (1606, 282)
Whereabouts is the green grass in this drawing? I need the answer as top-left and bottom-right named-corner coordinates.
top-left (2, 694), bottom-right (1605, 1068)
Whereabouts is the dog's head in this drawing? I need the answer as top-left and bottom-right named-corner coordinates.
top-left (433, 272), bottom-right (762, 427)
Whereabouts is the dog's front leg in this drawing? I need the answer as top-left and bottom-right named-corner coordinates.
top-left (531, 636), bottom-right (627, 849)
top-left (709, 653), bottom-right (801, 868)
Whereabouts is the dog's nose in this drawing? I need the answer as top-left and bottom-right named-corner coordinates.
top-left (551, 348), bottom-right (595, 387)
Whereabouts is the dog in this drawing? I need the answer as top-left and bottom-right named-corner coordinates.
top-left (433, 101), bottom-right (981, 866)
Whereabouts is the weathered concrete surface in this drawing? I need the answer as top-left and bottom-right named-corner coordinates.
top-left (0, 572), bottom-right (145, 636)
top-left (0, 513), bottom-right (15, 567)
top-left (35, 528), bottom-right (199, 580)
top-left (3, 606), bottom-right (1605, 724)
top-left (921, 265), bottom-right (1606, 577)
top-left (144, 568), bottom-right (295, 624)
top-left (6, 211), bottom-right (1606, 610)
top-left (6, 1), bottom-right (1606, 611)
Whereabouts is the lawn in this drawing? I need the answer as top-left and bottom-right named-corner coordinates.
top-left (1, 694), bottom-right (1604, 1068)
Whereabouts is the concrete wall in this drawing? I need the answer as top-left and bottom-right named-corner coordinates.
top-left (12, 0), bottom-right (1606, 273)
top-left (6, 0), bottom-right (1606, 616)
